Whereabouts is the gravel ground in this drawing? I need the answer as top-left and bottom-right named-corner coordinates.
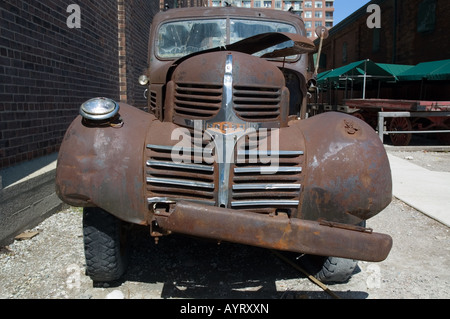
top-left (1, 150), bottom-right (449, 300)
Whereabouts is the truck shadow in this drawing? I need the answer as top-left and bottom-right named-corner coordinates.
top-left (109, 225), bottom-right (369, 299)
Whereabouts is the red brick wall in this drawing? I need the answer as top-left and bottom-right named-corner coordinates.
top-left (0, 0), bottom-right (158, 169)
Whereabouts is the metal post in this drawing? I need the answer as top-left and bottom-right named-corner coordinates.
top-left (378, 112), bottom-right (384, 142)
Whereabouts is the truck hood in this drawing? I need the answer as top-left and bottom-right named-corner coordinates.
top-left (174, 32), bottom-right (316, 65)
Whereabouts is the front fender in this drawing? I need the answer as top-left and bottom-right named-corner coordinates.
top-left (55, 103), bottom-right (157, 224)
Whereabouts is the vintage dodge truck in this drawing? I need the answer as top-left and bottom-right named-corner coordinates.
top-left (55, 6), bottom-right (393, 283)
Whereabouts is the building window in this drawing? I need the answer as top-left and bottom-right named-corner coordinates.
top-left (417, 0), bottom-right (436, 33)
top-left (305, 21), bottom-right (312, 29)
top-left (342, 42), bottom-right (348, 64)
top-left (305, 11), bottom-right (312, 18)
top-left (304, 1), bottom-right (312, 8)
top-left (373, 28), bottom-right (381, 52)
top-left (319, 53), bottom-right (327, 69)
top-left (315, 1), bottom-right (323, 8)
top-left (315, 11), bottom-right (323, 18)
top-left (254, 0), bottom-right (261, 8)
top-left (275, 1), bottom-right (282, 9)
top-left (315, 21), bottom-right (322, 27)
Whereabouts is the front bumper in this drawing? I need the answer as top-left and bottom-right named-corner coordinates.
top-left (154, 201), bottom-right (393, 262)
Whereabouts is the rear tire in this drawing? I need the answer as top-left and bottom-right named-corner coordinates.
top-left (83, 207), bottom-right (130, 282)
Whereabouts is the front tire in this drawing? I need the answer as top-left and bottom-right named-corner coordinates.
top-left (314, 256), bottom-right (358, 284)
top-left (83, 207), bottom-right (130, 282)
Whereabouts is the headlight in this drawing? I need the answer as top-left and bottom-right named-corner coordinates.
top-left (138, 75), bottom-right (149, 86)
top-left (80, 97), bottom-right (120, 121)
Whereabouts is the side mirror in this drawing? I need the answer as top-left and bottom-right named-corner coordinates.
top-left (313, 26), bottom-right (329, 78)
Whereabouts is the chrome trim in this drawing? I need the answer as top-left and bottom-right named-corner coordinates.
top-left (237, 150), bottom-right (304, 156)
top-left (146, 177), bottom-right (214, 189)
top-left (234, 166), bottom-right (302, 174)
top-left (146, 144), bottom-right (204, 155)
top-left (80, 97), bottom-right (120, 121)
top-left (232, 184), bottom-right (301, 190)
top-left (231, 200), bottom-right (300, 207)
top-left (146, 160), bottom-right (214, 172)
top-left (147, 197), bottom-right (215, 206)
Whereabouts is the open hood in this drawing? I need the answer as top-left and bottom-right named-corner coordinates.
top-left (174, 32), bottom-right (316, 65)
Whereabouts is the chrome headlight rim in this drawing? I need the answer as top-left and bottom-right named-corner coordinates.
top-left (80, 97), bottom-right (120, 121)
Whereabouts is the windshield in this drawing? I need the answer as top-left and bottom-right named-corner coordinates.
top-left (157, 18), bottom-right (299, 59)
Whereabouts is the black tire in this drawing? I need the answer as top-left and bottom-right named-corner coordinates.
top-left (314, 256), bottom-right (358, 284)
top-left (83, 207), bottom-right (130, 282)
top-left (307, 221), bottom-right (366, 284)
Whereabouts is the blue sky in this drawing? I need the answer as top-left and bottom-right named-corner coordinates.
top-left (333, 0), bottom-right (371, 25)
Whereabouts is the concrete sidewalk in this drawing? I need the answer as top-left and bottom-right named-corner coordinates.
top-left (388, 153), bottom-right (450, 227)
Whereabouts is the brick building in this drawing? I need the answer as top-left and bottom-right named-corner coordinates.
top-left (206, 0), bottom-right (334, 39)
top-left (0, 1), bottom-right (159, 170)
top-left (160, 0), bottom-right (208, 10)
top-left (314, 0), bottom-right (450, 72)
top-left (309, 0), bottom-right (450, 105)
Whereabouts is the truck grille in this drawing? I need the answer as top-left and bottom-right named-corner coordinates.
top-left (146, 143), bottom-right (217, 206)
top-left (174, 82), bottom-right (222, 119)
top-left (233, 85), bottom-right (281, 121)
top-left (231, 141), bottom-right (303, 215)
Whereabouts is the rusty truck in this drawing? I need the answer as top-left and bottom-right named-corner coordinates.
top-left (55, 6), bottom-right (393, 284)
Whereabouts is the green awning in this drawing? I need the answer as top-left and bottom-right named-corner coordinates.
top-left (397, 59), bottom-right (450, 81)
top-left (377, 63), bottom-right (415, 81)
top-left (317, 59), bottom-right (396, 85)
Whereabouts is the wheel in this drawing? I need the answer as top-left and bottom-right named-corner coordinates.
top-left (314, 256), bottom-right (358, 284)
top-left (303, 221), bottom-right (365, 284)
top-left (83, 207), bottom-right (130, 282)
top-left (389, 117), bottom-right (412, 146)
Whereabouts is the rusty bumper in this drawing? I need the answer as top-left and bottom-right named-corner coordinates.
top-left (155, 201), bottom-right (393, 262)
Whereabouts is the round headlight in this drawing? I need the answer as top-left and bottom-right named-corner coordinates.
top-left (138, 75), bottom-right (149, 86)
top-left (80, 97), bottom-right (120, 121)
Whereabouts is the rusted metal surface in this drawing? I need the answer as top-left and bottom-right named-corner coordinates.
top-left (297, 111), bottom-right (392, 224)
top-left (345, 99), bottom-right (450, 112)
top-left (55, 103), bottom-right (155, 224)
top-left (154, 201), bottom-right (392, 262)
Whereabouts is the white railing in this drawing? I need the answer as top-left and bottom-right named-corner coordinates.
top-left (377, 111), bottom-right (450, 142)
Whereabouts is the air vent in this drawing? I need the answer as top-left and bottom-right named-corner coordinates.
top-left (146, 143), bottom-right (217, 206)
top-left (231, 140), bottom-right (303, 215)
top-left (233, 85), bottom-right (281, 121)
top-left (174, 82), bottom-right (222, 119)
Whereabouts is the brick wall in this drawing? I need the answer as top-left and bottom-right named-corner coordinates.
top-left (123, 0), bottom-right (159, 108)
top-left (0, 0), bottom-right (158, 169)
